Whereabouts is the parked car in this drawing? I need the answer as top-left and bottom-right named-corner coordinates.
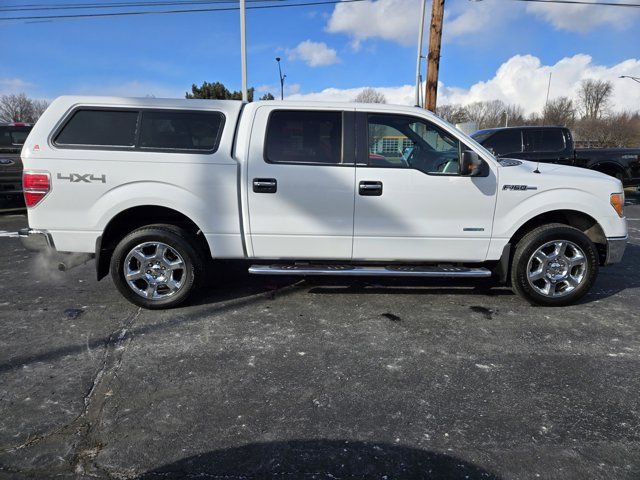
top-left (471, 126), bottom-right (640, 186)
top-left (0, 122), bottom-right (32, 211)
top-left (20, 97), bottom-right (627, 308)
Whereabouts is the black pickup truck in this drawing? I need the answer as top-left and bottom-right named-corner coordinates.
top-left (0, 123), bottom-right (32, 212)
top-left (471, 126), bottom-right (640, 187)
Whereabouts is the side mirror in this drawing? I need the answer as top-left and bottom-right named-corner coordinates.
top-left (460, 150), bottom-right (482, 176)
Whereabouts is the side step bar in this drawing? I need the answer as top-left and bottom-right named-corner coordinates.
top-left (248, 264), bottom-right (492, 278)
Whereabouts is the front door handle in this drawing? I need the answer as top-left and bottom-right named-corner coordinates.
top-left (359, 180), bottom-right (383, 196)
top-left (253, 178), bottom-right (277, 193)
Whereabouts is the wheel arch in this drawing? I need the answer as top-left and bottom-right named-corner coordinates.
top-left (496, 209), bottom-right (608, 282)
top-left (96, 205), bottom-right (212, 281)
top-left (590, 161), bottom-right (626, 180)
top-left (509, 209), bottom-right (606, 248)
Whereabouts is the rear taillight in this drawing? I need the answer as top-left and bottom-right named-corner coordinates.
top-left (23, 171), bottom-right (50, 208)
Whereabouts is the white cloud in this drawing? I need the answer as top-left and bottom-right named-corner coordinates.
top-left (286, 40), bottom-right (340, 67)
top-left (288, 84), bottom-right (416, 104)
top-left (326, 0), bottom-right (419, 47)
top-left (325, 0), bottom-right (517, 48)
top-left (286, 83), bottom-right (302, 95)
top-left (443, 0), bottom-right (519, 41)
top-left (325, 0), bottom-right (639, 47)
top-left (287, 54), bottom-right (640, 114)
top-left (0, 78), bottom-right (33, 95)
top-left (525, 0), bottom-right (640, 33)
top-left (76, 80), bottom-right (184, 98)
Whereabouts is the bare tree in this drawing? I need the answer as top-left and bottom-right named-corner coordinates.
top-left (436, 103), bottom-right (468, 124)
top-left (0, 94), bottom-right (33, 122)
top-left (577, 79), bottom-right (613, 119)
top-left (353, 88), bottom-right (386, 104)
top-left (575, 112), bottom-right (640, 148)
top-left (30, 99), bottom-right (50, 121)
top-left (504, 103), bottom-right (525, 126)
top-left (0, 94), bottom-right (49, 123)
top-left (542, 96), bottom-right (576, 127)
top-left (464, 100), bottom-right (509, 130)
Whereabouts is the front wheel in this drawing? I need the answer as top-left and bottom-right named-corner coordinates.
top-left (511, 223), bottom-right (599, 306)
top-left (110, 225), bottom-right (204, 309)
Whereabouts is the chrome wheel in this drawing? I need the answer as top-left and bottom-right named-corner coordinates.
top-left (526, 240), bottom-right (588, 298)
top-left (123, 242), bottom-right (186, 300)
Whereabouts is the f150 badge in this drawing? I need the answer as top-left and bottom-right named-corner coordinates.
top-left (503, 185), bottom-right (537, 191)
top-left (57, 173), bottom-right (106, 183)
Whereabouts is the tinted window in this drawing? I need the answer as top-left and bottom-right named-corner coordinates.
top-left (139, 111), bottom-right (223, 151)
top-left (266, 110), bottom-right (342, 164)
top-left (11, 130), bottom-right (29, 145)
top-left (483, 130), bottom-right (521, 155)
top-left (0, 127), bottom-right (30, 147)
top-left (55, 110), bottom-right (138, 146)
top-left (523, 129), bottom-right (565, 152)
top-left (367, 114), bottom-right (463, 175)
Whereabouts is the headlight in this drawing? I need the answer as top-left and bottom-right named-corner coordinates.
top-left (610, 193), bottom-right (625, 218)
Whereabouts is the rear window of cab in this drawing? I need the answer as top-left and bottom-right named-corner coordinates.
top-left (53, 108), bottom-right (225, 153)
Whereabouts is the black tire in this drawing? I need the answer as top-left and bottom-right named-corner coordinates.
top-left (110, 224), bottom-right (205, 309)
top-left (511, 223), bottom-right (599, 307)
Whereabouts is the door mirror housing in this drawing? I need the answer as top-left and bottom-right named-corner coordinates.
top-left (460, 150), bottom-right (482, 176)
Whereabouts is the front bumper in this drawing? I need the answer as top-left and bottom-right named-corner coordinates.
top-left (19, 228), bottom-right (55, 252)
top-left (605, 236), bottom-right (627, 265)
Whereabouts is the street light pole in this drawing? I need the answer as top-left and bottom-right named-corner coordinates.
top-left (276, 57), bottom-right (286, 100)
top-left (620, 75), bottom-right (640, 84)
top-left (239, 0), bottom-right (248, 102)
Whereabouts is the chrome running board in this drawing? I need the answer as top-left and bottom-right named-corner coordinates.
top-left (248, 264), bottom-right (492, 278)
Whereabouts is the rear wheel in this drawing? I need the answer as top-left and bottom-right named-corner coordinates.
top-left (110, 225), bottom-right (204, 309)
top-left (511, 223), bottom-right (599, 306)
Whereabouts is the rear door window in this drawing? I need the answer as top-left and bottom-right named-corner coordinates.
top-left (265, 110), bottom-right (343, 164)
top-left (55, 110), bottom-right (138, 147)
top-left (523, 129), bottom-right (565, 152)
top-left (138, 111), bottom-right (224, 151)
top-left (483, 130), bottom-right (521, 155)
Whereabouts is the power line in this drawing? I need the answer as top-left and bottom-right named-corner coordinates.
top-left (0, 0), bottom-right (291, 13)
top-left (509, 0), bottom-right (640, 7)
top-left (1, 0), bottom-right (639, 21)
top-left (0, 0), bottom-right (368, 20)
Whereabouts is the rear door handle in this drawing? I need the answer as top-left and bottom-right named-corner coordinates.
top-left (253, 178), bottom-right (277, 193)
top-left (359, 180), bottom-right (383, 196)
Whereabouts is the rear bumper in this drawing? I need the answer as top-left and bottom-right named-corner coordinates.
top-left (605, 236), bottom-right (627, 265)
top-left (19, 228), bottom-right (55, 252)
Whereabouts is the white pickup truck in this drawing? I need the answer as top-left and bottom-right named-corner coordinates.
top-left (19, 96), bottom-right (627, 309)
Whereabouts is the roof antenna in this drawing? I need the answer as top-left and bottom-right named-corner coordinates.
top-left (534, 161), bottom-right (541, 174)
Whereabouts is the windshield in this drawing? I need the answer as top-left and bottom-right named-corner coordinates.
top-left (470, 131), bottom-right (493, 143)
top-left (10, 130), bottom-right (29, 144)
top-left (431, 117), bottom-right (498, 162)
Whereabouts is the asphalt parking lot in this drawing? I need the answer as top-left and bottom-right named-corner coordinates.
top-left (1, 194), bottom-right (640, 480)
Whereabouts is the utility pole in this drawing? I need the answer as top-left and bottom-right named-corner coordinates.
top-left (425, 0), bottom-right (444, 112)
top-left (415, 0), bottom-right (427, 107)
top-left (239, 0), bottom-right (248, 102)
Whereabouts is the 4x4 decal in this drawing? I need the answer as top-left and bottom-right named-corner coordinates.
top-left (57, 173), bottom-right (106, 183)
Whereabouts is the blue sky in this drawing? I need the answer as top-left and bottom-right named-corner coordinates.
top-left (1, 0), bottom-right (639, 112)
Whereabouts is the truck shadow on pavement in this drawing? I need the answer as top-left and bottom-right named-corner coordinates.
top-left (2, 245), bottom-right (637, 375)
top-left (139, 439), bottom-right (501, 480)
top-left (190, 242), bottom-right (640, 309)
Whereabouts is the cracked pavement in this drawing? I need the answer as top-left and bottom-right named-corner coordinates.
top-left (1, 194), bottom-right (640, 479)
